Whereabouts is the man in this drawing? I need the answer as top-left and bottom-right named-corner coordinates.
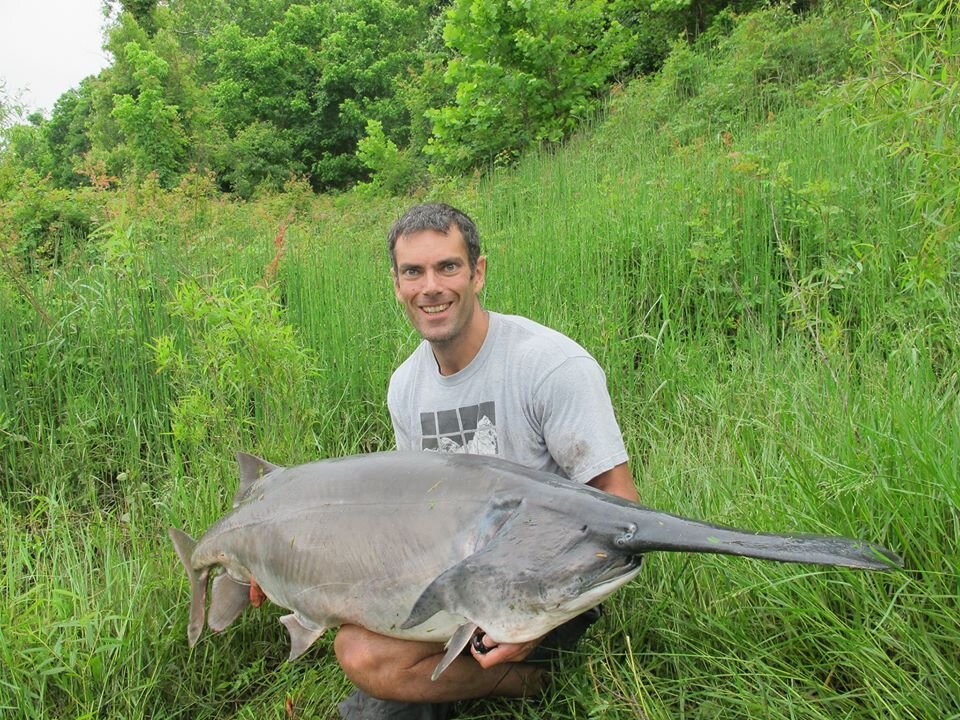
top-left (335, 203), bottom-right (638, 719)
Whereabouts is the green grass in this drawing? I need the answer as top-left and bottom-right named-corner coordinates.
top-left (1, 3), bottom-right (958, 718)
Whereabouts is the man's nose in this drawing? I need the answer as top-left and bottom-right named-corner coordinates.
top-left (422, 269), bottom-right (442, 294)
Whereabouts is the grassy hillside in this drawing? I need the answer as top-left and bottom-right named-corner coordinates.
top-left (2, 3), bottom-right (958, 718)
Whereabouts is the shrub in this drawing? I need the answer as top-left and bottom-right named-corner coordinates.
top-left (355, 119), bottom-right (426, 195)
top-left (1, 171), bottom-right (101, 267)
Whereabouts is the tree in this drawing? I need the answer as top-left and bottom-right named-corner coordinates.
top-left (111, 41), bottom-right (188, 185)
top-left (206, 0), bottom-right (428, 193)
top-left (426, 0), bottom-right (633, 173)
top-left (44, 81), bottom-right (96, 187)
top-left (112, 0), bottom-right (159, 35)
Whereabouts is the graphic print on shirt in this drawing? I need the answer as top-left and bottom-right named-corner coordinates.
top-left (419, 401), bottom-right (497, 455)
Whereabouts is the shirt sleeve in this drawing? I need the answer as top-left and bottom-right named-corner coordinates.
top-left (387, 372), bottom-right (416, 451)
top-left (390, 408), bottom-right (415, 451)
top-left (533, 355), bottom-right (628, 484)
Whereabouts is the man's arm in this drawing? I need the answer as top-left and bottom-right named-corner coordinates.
top-left (587, 462), bottom-right (638, 502)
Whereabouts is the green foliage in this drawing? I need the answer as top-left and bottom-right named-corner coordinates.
top-left (164, 0), bottom-right (303, 44)
top-left (634, 5), bottom-right (855, 142)
top-left (206, 0), bottom-right (427, 194)
top-left (1, 81), bottom-right (98, 192)
top-left (0, 171), bottom-right (101, 267)
top-left (611, 0), bottom-right (680, 74)
top-left (111, 42), bottom-right (188, 186)
top-left (0, 0), bottom-right (781, 193)
top-left (43, 82), bottom-right (97, 187)
top-left (309, 0), bottom-right (424, 185)
top-left (844, 0), bottom-right (959, 297)
top-left (1, 120), bottom-right (53, 181)
top-left (356, 119), bottom-right (426, 195)
top-left (206, 10), bottom-right (323, 133)
top-left (427, 0), bottom-right (632, 172)
top-left (214, 121), bottom-right (303, 198)
top-left (203, 8), bottom-right (324, 196)
top-left (487, 1), bottom-right (951, 363)
top-left (152, 277), bottom-right (320, 469)
top-left (393, 10), bottom-right (456, 159)
top-left (119, 0), bottom-right (159, 35)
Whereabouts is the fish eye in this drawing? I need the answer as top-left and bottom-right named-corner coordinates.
top-left (615, 523), bottom-right (637, 547)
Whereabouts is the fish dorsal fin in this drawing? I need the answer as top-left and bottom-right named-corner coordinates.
top-left (280, 614), bottom-right (326, 661)
top-left (208, 573), bottom-right (250, 632)
top-left (432, 622), bottom-right (478, 680)
top-left (234, 452), bottom-right (282, 506)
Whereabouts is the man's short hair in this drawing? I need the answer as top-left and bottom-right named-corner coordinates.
top-left (387, 203), bottom-right (481, 272)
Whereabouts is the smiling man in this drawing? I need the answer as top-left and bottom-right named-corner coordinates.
top-left (334, 203), bottom-right (638, 720)
top-left (391, 215), bottom-right (488, 374)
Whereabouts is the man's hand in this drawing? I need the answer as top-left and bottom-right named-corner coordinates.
top-left (469, 631), bottom-right (541, 668)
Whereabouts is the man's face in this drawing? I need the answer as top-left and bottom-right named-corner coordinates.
top-left (392, 227), bottom-right (486, 346)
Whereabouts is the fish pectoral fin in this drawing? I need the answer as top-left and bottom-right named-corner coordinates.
top-left (401, 504), bottom-right (526, 631)
top-left (431, 622), bottom-right (478, 681)
top-left (400, 564), bottom-right (461, 630)
top-left (169, 527), bottom-right (208, 647)
top-left (208, 573), bottom-right (250, 632)
top-left (280, 614), bottom-right (326, 661)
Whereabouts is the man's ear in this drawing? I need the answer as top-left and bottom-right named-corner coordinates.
top-left (392, 268), bottom-right (401, 300)
top-left (473, 255), bottom-right (487, 292)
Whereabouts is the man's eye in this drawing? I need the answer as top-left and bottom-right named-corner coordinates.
top-left (443, 263), bottom-right (459, 273)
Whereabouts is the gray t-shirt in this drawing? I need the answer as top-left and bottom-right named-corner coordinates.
top-left (388, 312), bottom-right (628, 484)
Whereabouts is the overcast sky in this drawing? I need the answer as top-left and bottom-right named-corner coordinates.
top-left (0, 0), bottom-right (113, 116)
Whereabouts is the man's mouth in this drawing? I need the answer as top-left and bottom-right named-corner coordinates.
top-left (421, 302), bottom-right (452, 315)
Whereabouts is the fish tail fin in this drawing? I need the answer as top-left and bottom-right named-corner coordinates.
top-left (169, 527), bottom-right (209, 646)
top-left (623, 510), bottom-right (902, 570)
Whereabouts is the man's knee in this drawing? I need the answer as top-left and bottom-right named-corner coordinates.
top-left (335, 626), bottom-right (383, 686)
top-left (334, 625), bottom-right (426, 700)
